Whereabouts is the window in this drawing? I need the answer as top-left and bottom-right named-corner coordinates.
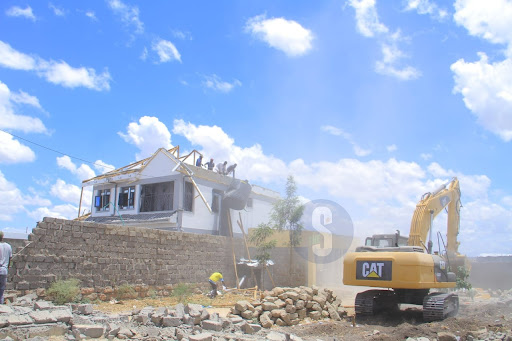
top-left (140, 182), bottom-right (174, 212)
top-left (94, 189), bottom-right (111, 211)
top-left (211, 189), bottom-right (223, 213)
top-left (118, 186), bottom-right (135, 210)
top-left (184, 182), bottom-right (194, 212)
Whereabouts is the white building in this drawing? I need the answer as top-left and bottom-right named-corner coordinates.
top-left (81, 147), bottom-right (280, 235)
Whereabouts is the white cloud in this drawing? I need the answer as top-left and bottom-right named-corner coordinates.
top-left (56, 156), bottom-right (96, 181)
top-left (152, 39), bottom-right (181, 63)
top-left (375, 42), bottom-right (421, 80)
top-left (170, 119), bottom-right (512, 255)
top-left (0, 171), bottom-right (51, 221)
top-left (0, 41), bottom-right (111, 91)
top-left (50, 179), bottom-right (82, 203)
top-left (140, 47), bottom-right (148, 61)
top-left (348, 1), bottom-right (420, 80)
top-left (0, 81), bottom-right (48, 134)
top-left (386, 144), bottom-right (397, 152)
top-left (451, 53), bottom-right (512, 141)
top-left (202, 75), bottom-right (242, 93)
top-left (0, 41), bottom-right (36, 70)
top-left (6, 6), bottom-right (36, 21)
top-left (454, 0), bottom-right (512, 56)
top-left (0, 132), bottom-right (36, 164)
top-left (420, 153), bottom-right (432, 160)
top-left (404, 0), bottom-right (448, 21)
top-left (119, 116), bottom-right (172, 160)
top-left (28, 204), bottom-right (78, 222)
top-left (10, 90), bottom-right (42, 109)
top-left (108, 0), bottom-right (144, 34)
top-left (321, 125), bottom-right (372, 157)
top-left (36, 60), bottom-right (111, 91)
top-left (49, 3), bottom-right (65, 17)
top-left (349, 0), bottom-right (389, 37)
top-left (245, 15), bottom-right (314, 57)
top-left (94, 160), bottom-right (115, 174)
top-left (85, 11), bottom-right (97, 21)
top-left (0, 170), bottom-right (26, 220)
top-left (173, 119), bottom-right (288, 183)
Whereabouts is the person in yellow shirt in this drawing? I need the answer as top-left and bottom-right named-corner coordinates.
top-left (208, 272), bottom-right (226, 298)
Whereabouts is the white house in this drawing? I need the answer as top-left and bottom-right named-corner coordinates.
top-left (81, 147), bottom-right (280, 236)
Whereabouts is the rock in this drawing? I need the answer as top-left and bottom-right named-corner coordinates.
top-left (295, 299), bottom-right (305, 310)
top-left (189, 332), bottom-right (213, 341)
top-left (0, 305), bottom-right (14, 314)
top-left (312, 295), bottom-right (326, 308)
top-left (77, 304), bottom-right (94, 315)
top-left (287, 291), bottom-right (299, 301)
top-left (200, 308), bottom-right (210, 321)
top-left (285, 304), bottom-right (296, 313)
top-left (259, 312), bottom-right (274, 328)
top-left (33, 301), bottom-right (54, 310)
top-left (7, 314), bottom-right (34, 325)
top-left (437, 332), bottom-right (458, 341)
top-left (174, 303), bottom-right (186, 318)
top-left (52, 309), bottom-right (73, 323)
top-left (134, 314), bottom-right (149, 324)
top-left (29, 310), bottom-right (58, 324)
top-left (273, 287), bottom-right (285, 296)
top-left (229, 316), bottom-right (244, 324)
top-left (308, 311), bottom-right (321, 320)
top-left (235, 300), bottom-right (250, 312)
top-left (0, 316), bottom-right (8, 328)
top-left (311, 302), bottom-right (322, 311)
top-left (162, 316), bottom-right (182, 327)
top-left (201, 319), bottom-right (223, 332)
top-left (275, 318), bottom-right (286, 326)
top-left (241, 310), bottom-right (253, 319)
top-left (72, 324), bottom-right (105, 338)
top-left (150, 313), bottom-right (163, 325)
top-left (271, 309), bottom-right (285, 318)
top-left (262, 302), bottom-right (278, 311)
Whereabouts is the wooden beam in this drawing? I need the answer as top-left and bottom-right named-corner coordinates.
top-left (237, 212), bottom-right (258, 288)
top-left (227, 211), bottom-right (240, 289)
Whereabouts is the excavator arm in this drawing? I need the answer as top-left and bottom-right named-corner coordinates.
top-left (408, 177), bottom-right (461, 254)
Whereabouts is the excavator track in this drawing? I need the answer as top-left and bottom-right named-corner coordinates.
top-left (423, 293), bottom-right (459, 321)
top-left (355, 290), bottom-right (398, 315)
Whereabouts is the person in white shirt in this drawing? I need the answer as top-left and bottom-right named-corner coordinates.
top-left (0, 232), bottom-right (12, 304)
top-left (216, 161), bottom-right (227, 175)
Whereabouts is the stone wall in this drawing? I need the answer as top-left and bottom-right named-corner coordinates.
top-left (8, 218), bottom-right (308, 293)
top-left (8, 218), bottom-right (244, 291)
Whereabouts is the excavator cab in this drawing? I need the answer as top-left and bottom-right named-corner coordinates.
top-left (364, 230), bottom-right (409, 248)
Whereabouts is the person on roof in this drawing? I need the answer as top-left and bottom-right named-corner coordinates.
top-left (216, 161), bottom-right (227, 175)
top-left (205, 158), bottom-right (215, 171)
top-left (226, 163), bottom-right (237, 177)
top-left (208, 271), bottom-right (226, 298)
top-left (195, 155), bottom-right (203, 167)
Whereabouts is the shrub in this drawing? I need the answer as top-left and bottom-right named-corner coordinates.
top-left (116, 284), bottom-right (137, 299)
top-left (46, 278), bottom-right (81, 305)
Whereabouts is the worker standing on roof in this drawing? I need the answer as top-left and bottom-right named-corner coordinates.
top-left (208, 271), bottom-right (226, 298)
top-left (205, 158), bottom-right (215, 171)
top-left (196, 155), bottom-right (203, 167)
top-left (226, 163), bottom-right (237, 177)
top-left (216, 161), bottom-right (227, 175)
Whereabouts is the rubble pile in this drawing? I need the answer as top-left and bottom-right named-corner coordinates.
top-left (0, 293), bottom-right (307, 340)
top-left (230, 286), bottom-right (347, 328)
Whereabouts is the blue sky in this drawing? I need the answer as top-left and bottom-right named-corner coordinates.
top-left (1, 0), bottom-right (511, 256)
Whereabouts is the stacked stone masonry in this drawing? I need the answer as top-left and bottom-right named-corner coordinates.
top-left (9, 218), bottom-right (244, 291)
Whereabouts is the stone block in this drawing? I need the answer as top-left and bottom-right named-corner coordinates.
top-left (202, 319), bottom-right (223, 332)
top-left (235, 300), bottom-right (250, 312)
top-left (7, 314), bottom-right (33, 325)
top-left (0, 305), bottom-right (14, 314)
top-left (0, 316), bottom-right (8, 328)
top-left (189, 332), bottom-right (213, 341)
top-left (29, 310), bottom-right (58, 324)
top-left (52, 309), bottom-right (73, 323)
top-left (437, 332), bottom-right (458, 341)
top-left (73, 324), bottom-right (105, 338)
top-left (262, 302), bottom-right (278, 311)
top-left (34, 301), bottom-right (54, 310)
top-left (78, 304), bottom-right (94, 315)
top-left (162, 316), bottom-right (182, 327)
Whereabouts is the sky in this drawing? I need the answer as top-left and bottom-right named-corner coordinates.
top-left (0, 0), bottom-right (511, 256)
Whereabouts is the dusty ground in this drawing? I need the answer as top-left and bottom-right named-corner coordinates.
top-left (92, 287), bottom-right (512, 340)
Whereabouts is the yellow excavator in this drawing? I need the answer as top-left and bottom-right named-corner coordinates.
top-left (343, 177), bottom-right (468, 321)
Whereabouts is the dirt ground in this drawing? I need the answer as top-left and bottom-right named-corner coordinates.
top-left (92, 286), bottom-right (512, 340)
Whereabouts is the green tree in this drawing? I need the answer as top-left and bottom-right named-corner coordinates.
top-left (250, 175), bottom-right (304, 285)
